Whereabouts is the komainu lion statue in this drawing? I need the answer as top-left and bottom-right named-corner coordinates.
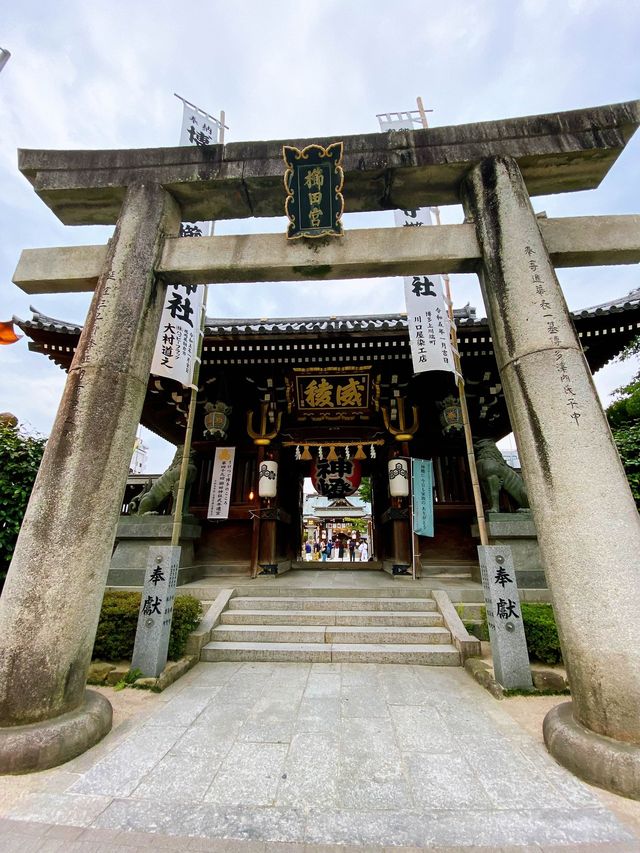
top-left (129, 445), bottom-right (196, 516)
top-left (474, 438), bottom-right (529, 513)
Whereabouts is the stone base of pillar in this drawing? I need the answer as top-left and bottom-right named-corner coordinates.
top-left (0, 690), bottom-right (112, 774)
top-left (544, 701), bottom-right (640, 801)
top-left (471, 512), bottom-right (546, 588)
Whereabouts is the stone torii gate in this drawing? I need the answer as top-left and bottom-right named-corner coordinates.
top-left (2, 102), bottom-right (640, 797)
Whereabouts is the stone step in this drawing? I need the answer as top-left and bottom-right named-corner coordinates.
top-left (235, 587), bottom-right (433, 599)
top-left (228, 596), bottom-right (438, 612)
top-left (210, 624), bottom-right (452, 645)
top-left (220, 609), bottom-right (445, 627)
top-left (200, 641), bottom-right (460, 665)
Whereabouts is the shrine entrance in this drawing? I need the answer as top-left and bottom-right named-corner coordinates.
top-left (4, 101), bottom-right (640, 797)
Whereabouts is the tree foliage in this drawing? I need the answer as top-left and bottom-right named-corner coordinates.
top-left (610, 420), bottom-right (640, 508)
top-left (606, 336), bottom-right (640, 509)
top-left (0, 424), bottom-right (46, 590)
top-left (357, 476), bottom-right (372, 504)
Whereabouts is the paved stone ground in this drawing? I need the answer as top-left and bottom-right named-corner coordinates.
top-left (0, 662), bottom-right (637, 852)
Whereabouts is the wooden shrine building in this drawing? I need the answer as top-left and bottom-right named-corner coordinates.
top-left (17, 286), bottom-right (640, 579)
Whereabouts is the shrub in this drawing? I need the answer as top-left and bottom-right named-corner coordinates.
top-left (92, 591), bottom-right (202, 662)
top-left (464, 602), bottom-right (563, 665)
top-left (520, 602), bottom-right (563, 665)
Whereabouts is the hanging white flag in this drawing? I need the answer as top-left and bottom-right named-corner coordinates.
top-left (405, 275), bottom-right (455, 375)
top-left (150, 284), bottom-right (204, 388)
top-left (151, 97), bottom-right (222, 387)
top-left (378, 113), bottom-right (456, 376)
top-left (179, 99), bottom-right (220, 146)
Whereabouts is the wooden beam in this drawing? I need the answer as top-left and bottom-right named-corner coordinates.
top-left (12, 216), bottom-right (640, 295)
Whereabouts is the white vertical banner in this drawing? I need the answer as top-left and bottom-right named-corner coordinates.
top-left (378, 114), bottom-right (456, 377)
top-left (150, 285), bottom-right (204, 388)
top-left (151, 98), bottom-right (221, 387)
top-left (208, 447), bottom-right (236, 519)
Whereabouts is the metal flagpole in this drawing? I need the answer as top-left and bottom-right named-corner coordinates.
top-left (170, 110), bottom-right (226, 546)
top-left (415, 97), bottom-right (489, 547)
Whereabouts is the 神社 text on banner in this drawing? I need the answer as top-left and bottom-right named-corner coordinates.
top-left (150, 99), bottom-right (220, 387)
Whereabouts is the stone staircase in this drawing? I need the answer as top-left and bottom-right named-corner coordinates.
top-left (200, 589), bottom-right (464, 665)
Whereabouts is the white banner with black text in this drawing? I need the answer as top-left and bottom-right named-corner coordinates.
top-left (207, 447), bottom-right (235, 520)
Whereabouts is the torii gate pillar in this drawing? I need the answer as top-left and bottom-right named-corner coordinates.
top-left (0, 182), bottom-right (181, 773)
top-left (463, 155), bottom-right (640, 800)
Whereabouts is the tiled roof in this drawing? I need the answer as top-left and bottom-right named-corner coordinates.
top-left (15, 288), bottom-right (640, 338)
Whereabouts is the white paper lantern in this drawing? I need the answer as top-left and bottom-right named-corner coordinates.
top-left (388, 459), bottom-right (409, 497)
top-left (258, 460), bottom-right (278, 498)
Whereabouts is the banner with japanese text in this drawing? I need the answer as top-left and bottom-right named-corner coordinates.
top-left (150, 99), bottom-right (219, 386)
top-left (150, 284), bottom-right (204, 388)
top-left (377, 114), bottom-right (456, 377)
top-left (404, 274), bottom-right (455, 375)
top-left (411, 458), bottom-right (434, 537)
top-left (207, 447), bottom-right (235, 519)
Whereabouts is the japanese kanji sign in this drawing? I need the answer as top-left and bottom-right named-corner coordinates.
top-left (294, 368), bottom-right (370, 418)
top-left (150, 283), bottom-right (203, 388)
top-left (478, 544), bottom-right (533, 690)
top-left (283, 142), bottom-right (344, 239)
top-left (411, 458), bottom-right (434, 537)
top-left (311, 458), bottom-right (362, 498)
top-left (150, 99), bottom-right (217, 387)
top-left (207, 447), bottom-right (235, 519)
top-left (378, 113), bottom-right (456, 378)
top-left (131, 545), bottom-right (180, 678)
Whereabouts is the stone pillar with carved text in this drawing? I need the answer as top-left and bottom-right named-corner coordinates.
top-left (463, 155), bottom-right (640, 799)
top-left (0, 182), bottom-right (181, 773)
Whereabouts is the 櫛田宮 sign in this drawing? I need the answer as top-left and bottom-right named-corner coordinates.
top-left (283, 142), bottom-right (344, 239)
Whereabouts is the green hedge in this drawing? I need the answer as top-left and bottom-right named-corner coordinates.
top-left (92, 591), bottom-right (202, 662)
top-left (463, 602), bottom-right (563, 665)
top-left (520, 603), bottom-right (563, 665)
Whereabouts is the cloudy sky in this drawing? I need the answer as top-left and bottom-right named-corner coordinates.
top-left (1, 0), bottom-right (639, 470)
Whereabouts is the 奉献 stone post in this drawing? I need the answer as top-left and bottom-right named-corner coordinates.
top-left (131, 546), bottom-right (180, 678)
top-left (478, 545), bottom-right (532, 690)
top-left (463, 155), bottom-right (640, 797)
top-left (0, 182), bottom-right (181, 773)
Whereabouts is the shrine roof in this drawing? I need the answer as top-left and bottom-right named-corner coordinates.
top-left (16, 287), bottom-right (640, 339)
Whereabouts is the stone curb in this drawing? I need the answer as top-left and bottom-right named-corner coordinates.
top-left (133, 654), bottom-right (199, 692)
top-left (185, 588), bottom-right (235, 656)
top-left (464, 657), bottom-right (505, 699)
top-left (432, 589), bottom-right (481, 662)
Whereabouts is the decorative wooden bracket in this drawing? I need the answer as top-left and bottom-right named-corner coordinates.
top-left (381, 397), bottom-right (419, 442)
top-left (247, 401), bottom-right (282, 446)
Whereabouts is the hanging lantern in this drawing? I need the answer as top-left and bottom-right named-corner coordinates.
top-left (258, 460), bottom-right (278, 498)
top-left (311, 458), bottom-right (361, 498)
top-left (438, 395), bottom-right (463, 435)
top-left (388, 459), bottom-right (409, 497)
top-left (203, 400), bottom-right (232, 440)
